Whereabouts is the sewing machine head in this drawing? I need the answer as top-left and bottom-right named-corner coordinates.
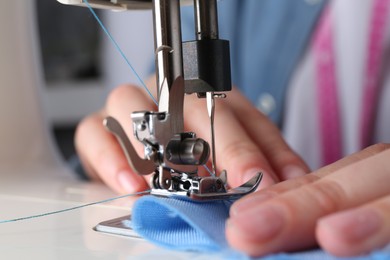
top-left (58, 0), bottom-right (262, 201)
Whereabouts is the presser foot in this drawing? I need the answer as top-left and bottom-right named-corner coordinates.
top-left (103, 116), bottom-right (262, 201)
top-left (150, 171), bottom-right (263, 201)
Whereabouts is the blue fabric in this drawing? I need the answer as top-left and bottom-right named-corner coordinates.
top-left (131, 195), bottom-right (233, 251)
top-left (181, 0), bottom-right (327, 125)
top-left (130, 195), bottom-right (390, 260)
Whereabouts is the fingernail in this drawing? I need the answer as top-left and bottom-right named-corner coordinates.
top-left (117, 171), bottom-right (138, 193)
top-left (230, 192), bottom-right (274, 217)
top-left (228, 204), bottom-right (284, 242)
top-left (320, 207), bottom-right (382, 242)
top-left (281, 165), bottom-right (307, 180)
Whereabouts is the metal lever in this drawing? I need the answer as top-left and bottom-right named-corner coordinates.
top-left (104, 116), bottom-right (155, 175)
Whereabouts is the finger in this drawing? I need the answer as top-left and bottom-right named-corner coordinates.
top-left (228, 88), bottom-right (309, 180)
top-left (317, 194), bottom-right (390, 256)
top-left (226, 145), bottom-right (390, 256)
top-left (106, 84), bottom-right (157, 149)
top-left (230, 143), bottom-right (390, 216)
top-left (75, 110), bottom-right (149, 194)
top-left (315, 143), bottom-right (390, 177)
top-left (184, 94), bottom-right (279, 189)
top-left (229, 174), bottom-right (320, 217)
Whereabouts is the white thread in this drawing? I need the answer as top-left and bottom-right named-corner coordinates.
top-left (0, 190), bottom-right (150, 224)
top-left (83, 0), bottom-right (158, 105)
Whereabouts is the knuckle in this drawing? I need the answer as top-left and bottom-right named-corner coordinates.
top-left (106, 84), bottom-right (140, 109)
top-left (305, 179), bottom-right (347, 214)
top-left (223, 140), bottom-right (258, 160)
top-left (296, 173), bottom-right (320, 185)
top-left (184, 94), bottom-right (208, 117)
top-left (376, 196), bottom-right (390, 213)
top-left (215, 98), bottom-right (230, 112)
top-left (274, 148), bottom-right (303, 166)
top-left (271, 174), bottom-right (319, 194)
top-left (184, 99), bottom-right (206, 119)
top-left (367, 143), bottom-right (390, 152)
top-left (350, 143), bottom-right (390, 162)
top-left (221, 140), bottom-right (262, 170)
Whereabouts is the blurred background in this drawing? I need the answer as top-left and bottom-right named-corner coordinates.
top-left (36, 0), bottom-right (154, 163)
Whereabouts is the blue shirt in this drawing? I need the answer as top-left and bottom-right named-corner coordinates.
top-left (181, 0), bottom-right (327, 126)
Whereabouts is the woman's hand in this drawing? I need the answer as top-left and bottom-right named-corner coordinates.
top-left (226, 143), bottom-right (390, 257)
top-left (75, 80), bottom-right (309, 194)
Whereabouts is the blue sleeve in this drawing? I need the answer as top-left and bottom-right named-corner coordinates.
top-left (215, 0), bottom-right (327, 125)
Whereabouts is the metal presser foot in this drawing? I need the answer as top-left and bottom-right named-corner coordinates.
top-left (152, 171), bottom-right (263, 201)
top-left (104, 116), bottom-right (262, 201)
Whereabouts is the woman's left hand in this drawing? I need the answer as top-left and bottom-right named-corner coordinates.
top-left (226, 143), bottom-right (390, 257)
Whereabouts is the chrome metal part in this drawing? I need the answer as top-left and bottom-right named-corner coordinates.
top-left (57, 0), bottom-right (192, 10)
top-left (158, 166), bottom-right (172, 189)
top-left (103, 116), bottom-right (155, 175)
top-left (194, 0), bottom-right (219, 40)
top-left (206, 92), bottom-right (217, 175)
top-left (151, 172), bottom-right (263, 201)
top-left (153, 0), bottom-right (184, 117)
top-left (57, 0), bottom-right (152, 10)
top-left (205, 92), bottom-right (227, 176)
top-left (166, 133), bottom-right (210, 165)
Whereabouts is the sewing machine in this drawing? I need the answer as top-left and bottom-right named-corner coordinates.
top-left (58, 0), bottom-right (262, 200)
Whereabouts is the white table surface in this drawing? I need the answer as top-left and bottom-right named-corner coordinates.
top-left (0, 163), bottom-right (219, 259)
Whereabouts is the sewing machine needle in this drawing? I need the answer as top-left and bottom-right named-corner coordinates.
top-left (206, 92), bottom-right (217, 176)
